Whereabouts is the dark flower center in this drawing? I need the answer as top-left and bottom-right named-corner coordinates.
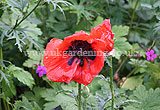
top-left (65, 40), bottom-right (96, 67)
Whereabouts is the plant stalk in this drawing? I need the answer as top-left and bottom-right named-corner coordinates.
top-left (78, 84), bottom-right (82, 110)
top-left (110, 56), bottom-right (114, 110)
top-left (127, 0), bottom-right (140, 40)
top-left (8, 0), bottom-right (42, 35)
top-left (0, 47), bottom-right (3, 110)
top-left (84, 99), bottom-right (87, 110)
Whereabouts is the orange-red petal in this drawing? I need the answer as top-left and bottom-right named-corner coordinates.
top-left (72, 48), bottom-right (105, 86)
top-left (43, 38), bottom-right (78, 83)
top-left (64, 31), bottom-right (90, 43)
top-left (47, 58), bottom-right (78, 83)
top-left (90, 19), bottom-right (114, 52)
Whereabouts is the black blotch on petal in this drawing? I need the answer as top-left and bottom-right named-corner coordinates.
top-left (87, 56), bottom-right (96, 60)
top-left (68, 57), bottom-right (75, 66)
top-left (79, 58), bottom-right (84, 67)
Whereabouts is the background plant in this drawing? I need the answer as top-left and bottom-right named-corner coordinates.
top-left (0, 0), bottom-right (160, 110)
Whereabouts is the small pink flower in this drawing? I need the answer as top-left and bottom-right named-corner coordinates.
top-left (36, 65), bottom-right (47, 77)
top-left (146, 50), bottom-right (157, 61)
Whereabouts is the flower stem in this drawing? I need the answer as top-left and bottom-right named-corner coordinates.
top-left (127, 0), bottom-right (140, 40)
top-left (84, 99), bottom-right (87, 110)
top-left (110, 56), bottom-right (114, 110)
top-left (0, 46), bottom-right (3, 109)
top-left (8, 0), bottom-right (42, 34)
top-left (78, 84), bottom-right (82, 110)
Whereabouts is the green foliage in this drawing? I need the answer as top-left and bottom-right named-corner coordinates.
top-left (90, 16), bottom-right (104, 29)
top-left (112, 25), bottom-right (132, 59)
top-left (23, 49), bottom-right (43, 68)
top-left (121, 75), bottom-right (143, 90)
top-left (112, 25), bottom-right (129, 38)
top-left (8, 65), bottom-right (35, 89)
top-left (22, 89), bottom-right (44, 108)
top-left (14, 96), bottom-right (41, 110)
top-left (0, 0), bottom-right (160, 109)
top-left (127, 85), bottom-right (160, 110)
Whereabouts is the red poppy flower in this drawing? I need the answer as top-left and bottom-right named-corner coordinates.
top-left (43, 19), bottom-right (114, 86)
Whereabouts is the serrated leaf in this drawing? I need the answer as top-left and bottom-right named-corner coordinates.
top-left (114, 37), bottom-right (132, 59)
top-left (44, 93), bottom-right (77, 110)
top-left (13, 96), bottom-right (41, 110)
top-left (23, 49), bottom-right (43, 68)
top-left (112, 25), bottom-right (129, 38)
top-left (121, 76), bottom-right (143, 90)
top-left (2, 75), bottom-right (16, 98)
top-left (40, 89), bottom-right (57, 101)
top-left (129, 85), bottom-right (160, 110)
top-left (22, 87), bottom-right (46, 108)
top-left (8, 65), bottom-right (35, 89)
top-left (91, 16), bottom-right (104, 29)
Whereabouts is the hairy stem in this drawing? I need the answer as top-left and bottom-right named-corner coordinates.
top-left (84, 99), bottom-right (87, 110)
top-left (127, 0), bottom-right (140, 40)
top-left (110, 56), bottom-right (114, 110)
top-left (8, 0), bottom-right (42, 34)
top-left (78, 84), bottom-right (82, 110)
top-left (0, 47), bottom-right (3, 110)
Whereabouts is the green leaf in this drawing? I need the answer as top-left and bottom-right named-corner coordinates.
top-left (43, 93), bottom-right (77, 110)
top-left (91, 16), bottom-right (104, 29)
top-left (129, 85), bottom-right (160, 110)
top-left (130, 43), bottom-right (146, 57)
top-left (111, 25), bottom-right (132, 59)
top-left (124, 106), bottom-right (138, 110)
top-left (23, 49), bottom-right (43, 68)
top-left (2, 75), bottom-right (16, 98)
top-left (40, 89), bottom-right (57, 101)
top-left (114, 37), bottom-right (132, 59)
top-left (22, 87), bottom-right (46, 108)
top-left (69, 0), bottom-right (94, 24)
top-left (13, 96), bottom-right (41, 110)
top-left (122, 76), bottom-right (143, 90)
top-left (8, 65), bottom-right (35, 89)
top-left (111, 25), bottom-right (129, 38)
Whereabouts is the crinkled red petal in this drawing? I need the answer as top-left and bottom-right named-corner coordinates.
top-left (43, 38), bottom-right (78, 83)
top-left (64, 31), bottom-right (90, 43)
top-left (90, 19), bottom-right (114, 52)
top-left (47, 58), bottom-right (78, 83)
top-left (72, 48), bottom-right (105, 86)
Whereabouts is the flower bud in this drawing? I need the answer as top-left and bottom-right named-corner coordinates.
top-left (82, 86), bottom-right (90, 99)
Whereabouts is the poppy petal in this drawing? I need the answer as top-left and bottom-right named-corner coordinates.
top-left (72, 49), bottom-right (105, 86)
top-left (90, 39), bottom-right (106, 51)
top-left (90, 19), bottom-right (114, 52)
top-left (47, 58), bottom-right (78, 83)
top-left (90, 19), bottom-right (113, 40)
top-left (104, 38), bottom-right (114, 52)
top-left (87, 49), bottom-right (105, 75)
top-left (64, 31), bottom-right (90, 43)
top-left (43, 38), bottom-right (69, 70)
top-left (72, 66), bottom-right (94, 86)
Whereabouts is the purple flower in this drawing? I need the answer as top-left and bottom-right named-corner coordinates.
top-left (36, 65), bottom-right (47, 77)
top-left (146, 50), bottom-right (157, 61)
